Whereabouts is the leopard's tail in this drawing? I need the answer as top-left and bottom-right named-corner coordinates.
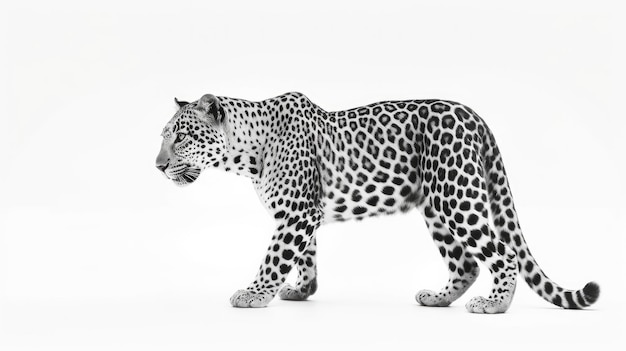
top-left (480, 123), bottom-right (600, 309)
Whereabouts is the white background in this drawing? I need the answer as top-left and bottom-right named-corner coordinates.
top-left (1, 0), bottom-right (624, 350)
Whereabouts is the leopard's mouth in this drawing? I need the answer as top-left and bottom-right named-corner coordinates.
top-left (165, 164), bottom-right (202, 186)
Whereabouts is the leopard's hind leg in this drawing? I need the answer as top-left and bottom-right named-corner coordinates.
top-left (416, 207), bottom-right (480, 307)
top-left (278, 238), bottom-right (318, 301)
top-left (425, 185), bottom-right (518, 313)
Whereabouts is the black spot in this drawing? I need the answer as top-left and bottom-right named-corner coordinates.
top-left (450, 246), bottom-right (463, 260)
top-left (279, 264), bottom-right (291, 274)
top-left (353, 206), bottom-right (367, 215)
top-left (447, 168), bottom-right (457, 181)
top-left (432, 103), bottom-right (451, 113)
top-left (283, 233), bottom-right (294, 244)
top-left (454, 213), bottom-right (464, 223)
top-left (334, 205), bottom-right (347, 213)
top-left (466, 237), bottom-right (476, 247)
top-left (282, 249), bottom-right (294, 260)
top-left (441, 132), bottom-right (453, 145)
top-left (532, 273), bottom-right (541, 285)
top-left (294, 235), bottom-right (303, 245)
top-left (384, 104), bottom-right (397, 112)
top-left (400, 186), bottom-right (411, 197)
top-left (454, 107), bottom-right (469, 120)
top-left (470, 229), bottom-right (482, 239)
top-left (424, 206), bottom-right (436, 218)
top-left (366, 196), bottom-right (379, 206)
top-left (497, 243), bottom-right (506, 255)
top-left (382, 186), bottom-right (394, 195)
top-left (464, 120), bottom-right (476, 130)
top-left (380, 114), bottom-right (391, 126)
top-left (524, 261), bottom-right (534, 273)
top-left (383, 146), bottom-right (397, 159)
top-left (467, 214), bottom-right (478, 225)
top-left (442, 115), bottom-right (455, 128)
top-left (544, 282), bottom-right (554, 295)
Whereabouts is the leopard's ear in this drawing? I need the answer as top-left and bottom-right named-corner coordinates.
top-left (175, 97), bottom-right (190, 108)
top-left (196, 94), bottom-right (225, 124)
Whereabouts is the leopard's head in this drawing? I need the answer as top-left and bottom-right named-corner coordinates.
top-left (156, 94), bottom-right (226, 186)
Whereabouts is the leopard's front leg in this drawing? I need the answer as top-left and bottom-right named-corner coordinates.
top-left (230, 212), bottom-right (320, 308)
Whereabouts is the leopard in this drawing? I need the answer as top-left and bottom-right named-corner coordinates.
top-left (155, 92), bottom-right (599, 313)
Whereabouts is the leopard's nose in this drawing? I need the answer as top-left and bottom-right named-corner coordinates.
top-left (156, 163), bottom-right (168, 173)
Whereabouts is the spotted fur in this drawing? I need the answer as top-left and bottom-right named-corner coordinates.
top-left (156, 92), bottom-right (599, 313)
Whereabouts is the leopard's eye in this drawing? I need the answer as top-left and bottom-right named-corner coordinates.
top-left (175, 133), bottom-right (187, 143)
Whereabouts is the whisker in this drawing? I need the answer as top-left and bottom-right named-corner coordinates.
top-left (170, 167), bottom-right (188, 176)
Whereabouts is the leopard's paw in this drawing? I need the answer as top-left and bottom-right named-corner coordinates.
top-left (465, 296), bottom-right (510, 314)
top-left (279, 278), bottom-right (317, 301)
top-left (230, 289), bottom-right (272, 308)
top-left (416, 289), bottom-right (452, 307)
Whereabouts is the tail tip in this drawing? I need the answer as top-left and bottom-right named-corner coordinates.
top-left (583, 281), bottom-right (600, 305)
